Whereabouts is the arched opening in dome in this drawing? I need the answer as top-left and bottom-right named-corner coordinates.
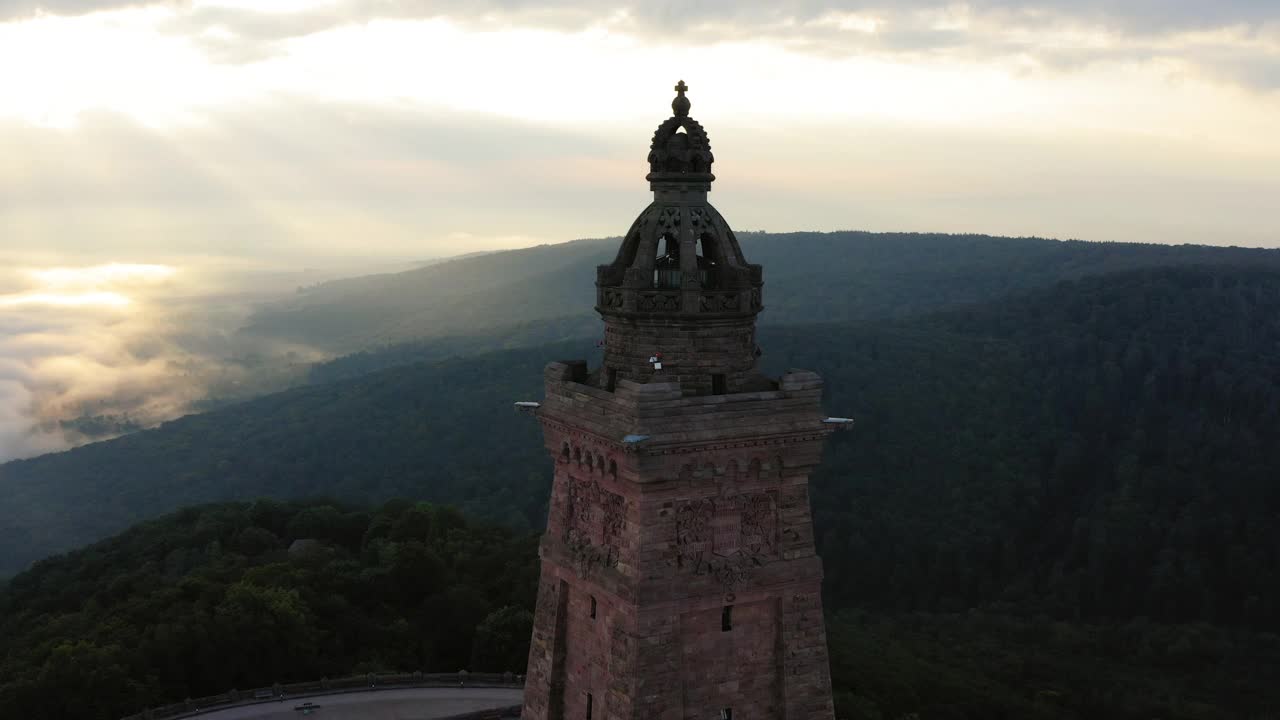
top-left (697, 233), bottom-right (720, 289)
top-left (651, 233), bottom-right (721, 290)
top-left (653, 233), bottom-right (681, 289)
top-left (664, 132), bottom-right (691, 172)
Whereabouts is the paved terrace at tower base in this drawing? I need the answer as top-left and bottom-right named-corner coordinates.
top-left (163, 688), bottom-right (522, 720)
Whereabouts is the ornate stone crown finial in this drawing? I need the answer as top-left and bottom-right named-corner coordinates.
top-left (647, 79), bottom-right (713, 181)
top-left (672, 79), bottom-right (690, 117)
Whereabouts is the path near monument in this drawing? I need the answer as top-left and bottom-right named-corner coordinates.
top-left (188, 687), bottom-right (522, 720)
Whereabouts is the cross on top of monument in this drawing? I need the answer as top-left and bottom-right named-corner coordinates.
top-left (672, 79), bottom-right (691, 117)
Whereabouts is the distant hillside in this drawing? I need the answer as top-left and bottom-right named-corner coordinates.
top-left (306, 314), bottom-right (598, 384)
top-left (0, 341), bottom-right (576, 578)
top-left (4, 266), bottom-right (1280, 719)
top-left (243, 238), bottom-right (616, 352)
top-left (4, 265), bottom-right (1279, 632)
top-left (244, 231), bottom-right (1280, 352)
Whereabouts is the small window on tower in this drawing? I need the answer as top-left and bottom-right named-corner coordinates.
top-left (606, 367), bottom-right (618, 392)
top-left (721, 605), bottom-right (733, 632)
top-left (712, 374), bottom-right (726, 395)
top-left (720, 709), bottom-right (733, 720)
top-left (589, 595), bottom-right (597, 619)
top-left (586, 692), bottom-right (594, 719)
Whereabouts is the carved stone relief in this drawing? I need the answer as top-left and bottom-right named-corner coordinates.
top-left (637, 292), bottom-right (680, 312)
top-left (699, 292), bottom-right (740, 312)
top-left (564, 473), bottom-right (625, 573)
top-left (656, 206), bottom-right (681, 233)
top-left (601, 289), bottom-right (625, 308)
top-left (668, 488), bottom-right (779, 589)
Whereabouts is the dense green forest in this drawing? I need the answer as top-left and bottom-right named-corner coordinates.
top-left (242, 231), bottom-right (1280, 352)
top-left (807, 266), bottom-right (1280, 629)
top-left (0, 500), bottom-right (539, 720)
top-left (825, 610), bottom-right (1280, 720)
top-left (4, 261), bottom-right (1280, 717)
top-left (4, 500), bottom-right (1277, 720)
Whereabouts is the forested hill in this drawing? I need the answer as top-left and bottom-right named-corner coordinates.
top-left (2, 263), bottom-right (1278, 628)
top-left (0, 500), bottom-right (540, 720)
top-left (0, 341), bottom-right (572, 578)
top-left (807, 266), bottom-right (1280, 629)
top-left (243, 231), bottom-right (1280, 352)
top-left (4, 265), bottom-right (1280, 719)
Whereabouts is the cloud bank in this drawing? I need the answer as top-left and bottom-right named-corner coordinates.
top-left (0, 261), bottom-right (328, 461)
top-left (0, 264), bottom-right (184, 459)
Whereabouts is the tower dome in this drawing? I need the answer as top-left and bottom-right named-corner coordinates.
top-left (594, 81), bottom-right (766, 396)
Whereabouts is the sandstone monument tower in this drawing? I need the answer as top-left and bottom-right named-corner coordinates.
top-left (521, 81), bottom-right (840, 720)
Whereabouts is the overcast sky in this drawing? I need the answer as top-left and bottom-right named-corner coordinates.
top-left (0, 0), bottom-right (1276, 270)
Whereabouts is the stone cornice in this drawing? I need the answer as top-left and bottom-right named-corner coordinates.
top-left (538, 414), bottom-right (832, 456)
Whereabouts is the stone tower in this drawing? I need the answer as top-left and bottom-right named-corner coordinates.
top-left (521, 81), bottom-right (838, 720)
